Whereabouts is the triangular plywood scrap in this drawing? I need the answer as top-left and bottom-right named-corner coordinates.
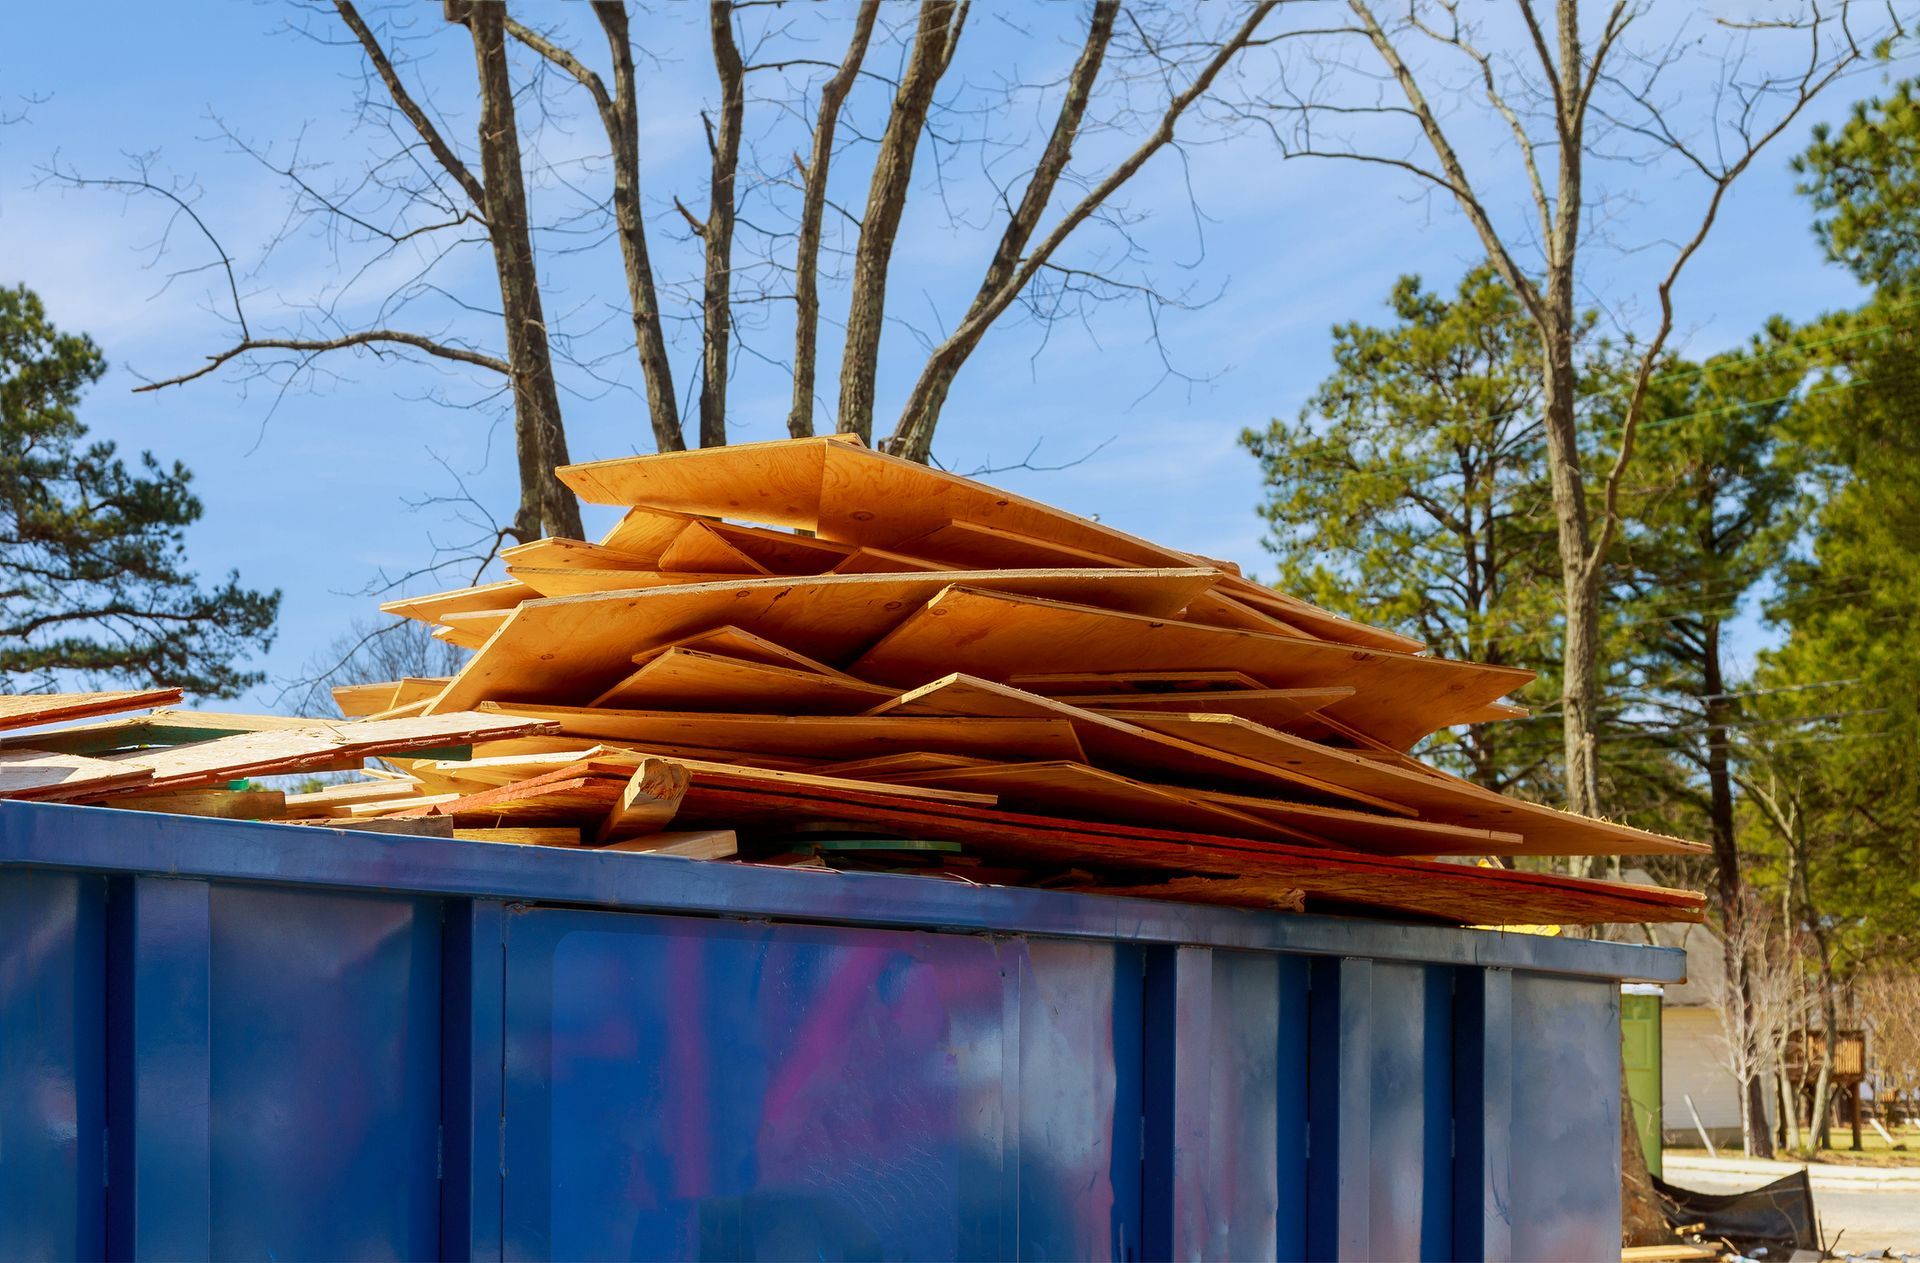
top-left (629, 626), bottom-right (859, 680)
top-left (0, 688), bottom-right (184, 732)
top-left (424, 568), bottom-right (1222, 714)
top-left (591, 649), bottom-right (896, 713)
top-left (657, 521), bottom-right (771, 575)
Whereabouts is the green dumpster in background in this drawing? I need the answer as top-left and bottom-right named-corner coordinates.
top-left (1622, 983), bottom-right (1664, 1177)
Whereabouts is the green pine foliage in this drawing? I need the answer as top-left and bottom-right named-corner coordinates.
top-left (0, 283), bottom-right (278, 697)
top-left (1241, 267), bottom-right (1567, 792)
top-left (1797, 80), bottom-right (1920, 287)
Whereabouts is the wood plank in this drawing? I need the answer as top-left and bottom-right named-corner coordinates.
top-left (333, 681), bottom-right (401, 718)
top-left (599, 505), bottom-right (705, 559)
top-left (597, 759), bottom-right (690, 841)
top-left (664, 782), bottom-right (1707, 925)
top-left (426, 568), bottom-right (1224, 714)
top-left (828, 547), bottom-right (946, 574)
top-left (474, 702), bottom-right (1090, 763)
top-left (867, 674), bottom-right (1414, 813)
top-left (1075, 687), bottom-right (1352, 730)
top-left (1182, 786), bottom-right (1530, 857)
top-left (851, 586), bottom-right (1530, 751)
top-left (657, 521), bottom-right (771, 575)
top-left (82, 711), bottom-right (559, 795)
top-left (811, 752), bottom-right (999, 778)
top-left (1009, 670), bottom-right (1267, 695)
top-left (110, 788), bottom-right (287, 819)
top-left (500, 537), bottom-right (661, 571)
top-left (1110, 712), bottom-right (1704, 857)
top-left (0, 750), bottom-right (156, 800)
top-left (380, 579), bottom-right (538, 625)
top-left (0, 708), bottom-right (337, 755)
top-left (504, 567), bottom-right (742, 599)
top-left (454, 826), bottom-right (584, 846)
top-left (0, 688), bottom-right (184, 732)
top-left (629, 626), bottom-right (858, 679)
top-left (876, 760), bottom-right (1331, 845)
top-left (598, 829), bottom-right (738, 858)
top-left (1180, 589), bottom-right (1314, 636)
top-left (590, 648), bottom-right (896, 713)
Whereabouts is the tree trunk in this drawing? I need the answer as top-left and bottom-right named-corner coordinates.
top-left (592, 0), bottom-right (683, 453)
top-left (449, 0), bottom-right (583, 540)
top-left (1809, 933), bottom-right (1839, 1152)
top-left (836, 0), bottom-right (965, 442)
top-left (788, 0), bottom-right (880, 439)
top-left (1537, 315), bottom-right (1602, 824)
top-left (1702, 623), bottom-right (1774, 1158)
top-left (698, 0), bottom-right (744, 450)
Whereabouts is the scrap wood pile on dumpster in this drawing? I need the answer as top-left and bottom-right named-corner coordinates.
top-left (0, 435), bottom-right (1707, 926)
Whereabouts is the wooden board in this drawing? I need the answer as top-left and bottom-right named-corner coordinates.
top-left (380, 579), bottom-right (538, 625)
top-left (0, 688), bottom-right (184, 732)
top-left (851, 586), bottom-right (1530, 751)
top-left (590, 648), bottom-right (896, 713)
top-left (812, 752), bottom-right (1000, 778)
top-left (657, 521), bottom-right (771, 575)
top-left (876, 761), bottom-right (1331, 845)
top-left (628, 626), bottom-right (857, 679)
top-left (556, 436), bottom-right (1418, 651)
top-left (454, 826), bottom-right (584, 846)
top-left (867, 675), bottom-right (1413, 813)
top-left (81, 711), bottom-right (560, 795)
top-left (1065, 875), bottom-right (1307, 912)
top-left (500, 537), bottom-right (661, 571)
top-left (474, 702), bottom-right (1089, 763)
top-left (0, 749), bottom-right (156, 800)
top-left (1009, 670), bottom-right (1266, 695)
top-left (111, 788), bottom-right (287, 819)
top-left (1111, 711), bottom-right (1704, 857)
top-left (598, 829), bottom-right (738, 858)
top-left (598, 505), bottom-right (704, 559)
top-left (1075, 687), bottom-right (1352, 730)
top-left (1183, 786), bottom-right (1530, 857)
top-left (426, 568), bottom-right (1224, 714)
top-left (828, 547), bottom-right (946, 575)
top-left (504, 567), bottom-right (745, 600)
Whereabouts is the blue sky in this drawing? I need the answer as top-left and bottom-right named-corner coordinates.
top-left (0, 2), bottom-right (1893, 706)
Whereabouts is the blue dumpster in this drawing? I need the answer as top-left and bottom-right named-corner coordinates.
top-left (0, 800), bottom-right (1682, 1261)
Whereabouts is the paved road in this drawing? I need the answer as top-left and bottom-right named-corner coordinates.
top-left (1663, 1157), bottom-right (1920, 1256)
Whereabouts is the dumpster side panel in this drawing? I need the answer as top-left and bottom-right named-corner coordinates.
top-left (1509, 973), bottom-right (1623, 1262)
top-left (0, 870), bottom-right (105, 1262)
top-left (206, 885), bottom-right (443, 1261)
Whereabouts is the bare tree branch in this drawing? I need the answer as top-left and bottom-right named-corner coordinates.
top-left (887, 0), bottom-right (1273, 460)
top-left (335, 0), bottom-right (488, 211)
top-left (788, 0), bottom-right (881, 438)
top-left (836, 0), bottom-right (969, 442)
top-left (133, 330), bottom-right (510, 392)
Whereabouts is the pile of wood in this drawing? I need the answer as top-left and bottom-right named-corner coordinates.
top-left (0, 436), bottom-right (1706, 926)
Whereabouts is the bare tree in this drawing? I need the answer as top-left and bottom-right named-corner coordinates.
top-left (1253, 1), bottom-right (1878, 825)
top-left (59, 2), bottom-right (1310, 563)
top-left (1703, 892), bottom-right (1812, 1156)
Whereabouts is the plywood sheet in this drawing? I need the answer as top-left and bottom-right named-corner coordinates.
top-left (0, 688), bottom-right (184, 732)
top-left (1075, 687), bottom-right (1352, 730)
top-left (867, 674), bottom-right (1412, 813)
top-left (1184, 786), bottom-right (1529, 857)
top-left (852, 586), bottom-right (1530, 750)
top-left (1112, 712), bottom-right (1704, 857)
top-left (380, 579), bottom-right (539, 625)
top-left (504, 567), bottom-right (745, 599)
top-left (629, 626), bottom-right (857, 679)
top-left (0, 749), bottom-right (156, 800)
top-left (657, 521), bottom-right (771, 575)
top-left (1009, 670), bottom-right (1266, 695)
top-left (500, 537), bottom-right (661, 571)
top-left (474, 701), bottom-right (1089, 763)
top-left (426, 568), bottom-right (1223, 713)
